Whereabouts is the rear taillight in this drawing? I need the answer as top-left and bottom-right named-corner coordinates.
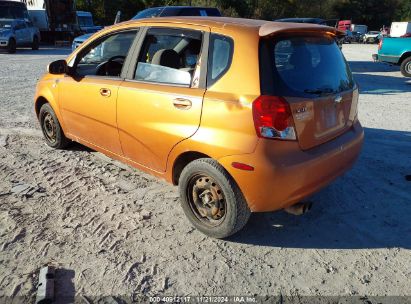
top-left (378, 39), bottom-right (383, 50)
top-left (252, 95), bottom-right (296, 140)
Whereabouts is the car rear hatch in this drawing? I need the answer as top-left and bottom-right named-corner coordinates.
top-left (259, 24), bottom-right (358, 150)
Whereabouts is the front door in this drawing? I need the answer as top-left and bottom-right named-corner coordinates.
top-left (58, 30), bottom-right (139, 155)
top-left (117, 26), bottom-right (208, 172)
top-left (13, 20), bottom-right (27, 44)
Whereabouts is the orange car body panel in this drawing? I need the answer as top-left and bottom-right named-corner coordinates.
top-left (35, 17), bottom-right (364, 213)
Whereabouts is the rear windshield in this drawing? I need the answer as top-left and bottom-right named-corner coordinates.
top-left (260, 35), bottom-right (354, 97)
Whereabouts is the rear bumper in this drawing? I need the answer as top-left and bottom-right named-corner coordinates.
top-left (218, 121), bottom-right (364, 212)
top-left (373, 53), bottom-right (400, 64)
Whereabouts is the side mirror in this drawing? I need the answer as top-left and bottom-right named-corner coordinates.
top-left (48, 60), bottom-right (67, 75)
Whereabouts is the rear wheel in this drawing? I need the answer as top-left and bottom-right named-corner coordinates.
top-left (7, 38), bottom-right (16, 54)
top-left (400, 56), bottom-right (411, 77)
top-left (179, 158), bottom-right (251, 239)
top-left (32, 36), bottom-right (39, 50)
top-left (39, 103), bottom-right (69, 149)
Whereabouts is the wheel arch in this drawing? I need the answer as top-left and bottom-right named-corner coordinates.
top-left (399, 52), bottom-right (411, 64)
top-left (171, 151), bottom-right (212, 185)
top-left (35, 96), bottom-right (49, 118)
top-left (34, 93), bottom-right (67, 133)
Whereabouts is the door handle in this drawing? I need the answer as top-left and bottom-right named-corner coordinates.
top-left (172, 98), bottom-right (192, 110)
top-left (100, 88), bottom-right (111, 97)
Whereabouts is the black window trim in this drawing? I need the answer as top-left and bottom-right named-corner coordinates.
top-left (206, 33), bottom-right (234, 88)
top-left (124, 26), bottom-right (209, 90)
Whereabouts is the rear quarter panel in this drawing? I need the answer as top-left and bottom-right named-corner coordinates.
top-left (166, 26), bottom-right (261, 179)
top-left (379, 37), bottom-right (411, 64)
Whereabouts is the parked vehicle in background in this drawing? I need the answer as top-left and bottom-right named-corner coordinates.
top-left (275, 17), bottom-right (328, 25)
top-left (338, 20), bottom-right (351, 31)
top-left (351, 24), bottom-right (367, 35)
top-left (0, 0), bottom-right (30, 20)
top-left (275, 17), bottom-right (343, 49)
top-left (373, 37), bottom-right (411, 77)
top-left (25, 0), bottom-right (88, 43)
top-left (0, 1), bottom-right (40, 53)
top-left (76, 11), bottom-right (102, 34)
top-left (72, 6), bottom-right (222, 51)
top-left (36, 17), bottom-right (363, 238)
top-left (351, 31), bottom-right (364, 43)
top-left (342, 29), bottom-right (354, 43)
top-left (363, 31), bottom-right (380, 43)
top-left (0, 18), bottom-right (40, 52)
top-left (131, 6), bottom-right (221, 19)
top-left (390, 22), bottom-right (411, 38)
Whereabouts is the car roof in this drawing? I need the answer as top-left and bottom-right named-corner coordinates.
top-left (117, 16), bottom-right (341, 37)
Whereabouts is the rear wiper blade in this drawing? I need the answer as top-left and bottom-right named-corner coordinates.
top-left (304, 88), bottom-right (336, 96)
top-left (304, 89), bottom-right (323, 95)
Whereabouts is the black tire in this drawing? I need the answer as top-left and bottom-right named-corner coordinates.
top-left (7, 38), bottom-right (16, 54)
top-left (32, 36), bottom-right (39, 50)
top-left (400, 56), bottom-right (411, 77)
top-left (179, 158), bottom-right (251, 238)
top-left (39, 103), bottom-right (69, 149)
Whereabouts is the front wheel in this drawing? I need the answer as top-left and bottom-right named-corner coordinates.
top-left (7, 38), bottom-right (16, 53)
top-left (32, 36), bottom-right (39, 50)
top-left (400, 57), bottom-right (411, 77)
top-left (39, 103), bottom-right (69, 149)
top-left (179, 158), bottom-right (251, 239)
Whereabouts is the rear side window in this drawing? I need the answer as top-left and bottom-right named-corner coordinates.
top-left (134, 28), bottom-right (203, 87)
top-left (207, 34), bottom-right (233, 88)
top-left (260, 35), bottom-right (354, 97)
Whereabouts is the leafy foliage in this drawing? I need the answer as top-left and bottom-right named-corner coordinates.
top-left (75, 0), bottom-right (411, 29)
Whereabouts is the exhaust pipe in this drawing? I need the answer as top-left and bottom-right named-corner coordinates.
top-left (284, 201), bottom-right (313, 216)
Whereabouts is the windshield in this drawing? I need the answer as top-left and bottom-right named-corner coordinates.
top-left (0, 3), bottom-right (28, 19)
top-left (132, 8), bottom-right (163, 19)
top-left (0, 20), bottom-right (13, 28)
top-left (78, 16), bottom-right (94, 27)
top-left (260, 35), bottom-right (354, 97)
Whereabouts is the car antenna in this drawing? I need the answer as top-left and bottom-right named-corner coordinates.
top-left (157, 0), bottom-right (173, 17)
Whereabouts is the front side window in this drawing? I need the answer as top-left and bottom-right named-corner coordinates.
top-left (75, 30), bottom-right (137, 77)
top-left (134, 28), bottom-right (203, 87)
top-left (207, 34), bottom-right (234, 88)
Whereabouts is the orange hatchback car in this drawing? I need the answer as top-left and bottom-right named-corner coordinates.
top-left (35, 17), bottom-right (364, 238)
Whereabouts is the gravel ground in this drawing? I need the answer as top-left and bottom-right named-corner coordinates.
top-left (0, 44), bottom-right (410, 303)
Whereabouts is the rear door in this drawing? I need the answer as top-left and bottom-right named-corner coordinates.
top-left (117, 26), bottom-right (209, 172)
top-left (260, 35), bottom-right (358, 150)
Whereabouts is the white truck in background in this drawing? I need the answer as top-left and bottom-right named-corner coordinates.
top-left (390, 22), bottom-right (411, 37)
top-left (22, 0), bottom-right (100, 42)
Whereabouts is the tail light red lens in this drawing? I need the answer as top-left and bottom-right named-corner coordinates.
top-left (252, 95), bottom-right (296, 140)
top-left (378, 39), bottom-right (383, 50)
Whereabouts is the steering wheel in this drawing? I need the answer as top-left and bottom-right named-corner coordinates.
top-left (96, 55), bottom-right (126, 76)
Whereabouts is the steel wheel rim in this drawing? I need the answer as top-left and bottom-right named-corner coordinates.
top-left (186, 174), bottom-right (227, 227)
top-left (42, 113), bottom-right (57, 143)
top-left (406, 62), bottom-right (411, 74)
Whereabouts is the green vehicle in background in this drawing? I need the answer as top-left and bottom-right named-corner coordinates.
top-left (373, 37), bottom-right (411, 77)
